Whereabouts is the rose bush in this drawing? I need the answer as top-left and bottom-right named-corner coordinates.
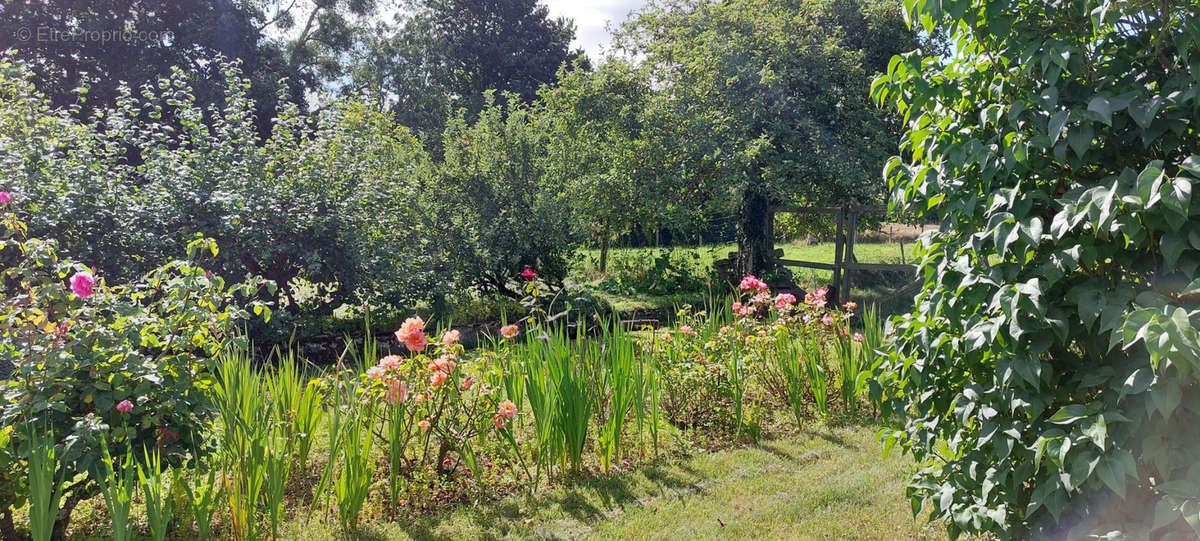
top-left (652, 277), bottom-right (865, 435)
top-left (0, 205), bottom-right (273, 538)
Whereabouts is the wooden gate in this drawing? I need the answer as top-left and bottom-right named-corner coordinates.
top-left (774, 201), bottom-right (919, 305)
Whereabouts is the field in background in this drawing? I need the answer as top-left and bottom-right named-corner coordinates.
top-left (575, 239), bottom-right (921, 316)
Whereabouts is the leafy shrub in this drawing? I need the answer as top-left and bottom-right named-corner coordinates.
top-left (0, 208), bottom-right (272, 536)
top-left (590, 249), bottom-right (715, 296)
top-left (871, 1), bottom-right (1200, 538)
top-left (438, 96), bottom-right (579, 297)
top-left (0, 57), bottom-right (440, 342)
top-left (653, 280), bottom-right (864, 434)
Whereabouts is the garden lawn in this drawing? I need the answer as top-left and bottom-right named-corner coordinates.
top-left (285, 424), bottom-right (946, 540)
top-left (580, 240), bottom-right (919, 315)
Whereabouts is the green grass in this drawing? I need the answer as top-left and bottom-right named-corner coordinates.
top-left (284, 425), bottom-right (946, 540)
top-left (578, 240), bottom-right (919, 317)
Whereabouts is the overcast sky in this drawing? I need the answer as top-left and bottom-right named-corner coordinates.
top-left (542, 0), bottom-right (647, 59)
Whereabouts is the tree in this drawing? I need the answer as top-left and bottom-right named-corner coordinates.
top-left (0, 0), bottom-right (301, 132)
top-left (871, 1), bottom-right (1200, 538)
top-left (0, 0), bottom-right (381, 132)
top-left (539, 60), bottom-right (665, 273)
top-left (251, 0), bottom-right (380, 94)
top-left (438, 94), bottom-right (577, 297)
top-left (0, 59), bottom-right (442, 341)
top-left (354, 0), bottom-right (580, 149)
top-left (616, 0), bottom-right (915, 277)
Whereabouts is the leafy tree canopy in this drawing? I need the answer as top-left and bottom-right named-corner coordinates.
top-left (615, 0), bottom-right (917, 276)
top-left (0, 0), bottom-right (378, 132)
top-left (352, 0), bottom-right (580, 149)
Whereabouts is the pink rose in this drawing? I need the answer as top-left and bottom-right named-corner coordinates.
top-left (805, 286), bottom-right (829, 308)
top-left (116, 399), bottom-right (133, 414)
top-left (404, 333), bottom-right (428, 353)
top-left (430, 371), bottom-right (447, 387)
top-left (70, 271), bottom-right (95, 299)
top-left (386, 380), bottom-right (407, 405)
top-left (843, 301), bottom-right (858, 310)
top-left (379, 355), bottom-right (403, 370)
top-left (395, 316), bottom-right (426, 348)
top-left (774, 293), bottom-right (797, 310)
top-left (852, 332), bottom-right (865, 343)
top-left (0, 192), bottom-right (11, 204)
top-left (497, 400), bottom-right (517, 419)
top-left (520, 267), bottom-right (537, 280)
top-left (442, 329), bottom-right (461, 345)
top-left (821, 313), bottom-right (835, 326)
top-left (739, 275), bottom-right (768, 291)
top-left (679, 325), bottom-right (696, 336)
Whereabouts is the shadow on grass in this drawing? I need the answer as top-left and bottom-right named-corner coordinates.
top-left (369, 461), bottom-right (710, 541)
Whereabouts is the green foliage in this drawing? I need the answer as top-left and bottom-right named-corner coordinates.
top-left (871, 1), bottom-right (1200, 538)
top-left (590, 249), bottom-right (714, 296)
top-left (802, 337), bottom-right (830, 417)
top-left (617, 0), bottom-right (917, 273)
top-left (334, 406), bottom-right (373, 532)
top-left (175, 461), bottom-right (220, 541)
top-left (0, 209), bottom-right (270, 533)
top-left (96, 439), bottom-right (137, 541)
top-left (24, 428), bottom-right (63, 541)
top-left (439, 97), bottom-right (578, 295)
top-left (269, 350), bottom-right (325, 475)
top-left (0, 58), bottom-right (438, 339)
top-left (137, 447), bottom-right (173, 541)
top-left (212, 351), bottom-right (272, 541)
top-left (591, 321), bottom-right (641, 474)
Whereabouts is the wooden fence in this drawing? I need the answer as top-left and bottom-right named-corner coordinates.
top-left (774, 202), bottom-right (919, 305)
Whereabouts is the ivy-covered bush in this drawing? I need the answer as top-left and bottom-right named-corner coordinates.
top-left (0, 205), bottom-right (272, 538)
top-left (872, 1), bottom-right (1200, 538)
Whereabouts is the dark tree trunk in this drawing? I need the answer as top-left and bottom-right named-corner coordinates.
top-left (736, 187), bottom-right (775, 277)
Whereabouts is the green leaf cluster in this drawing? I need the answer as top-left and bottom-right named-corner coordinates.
top-left (871, 1), bottom-right (1200, 538)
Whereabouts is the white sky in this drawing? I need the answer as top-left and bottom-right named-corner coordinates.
top-left (542, 0), bottom-right (647, 59)
top-left (270, 1), bottom-right (648, 62)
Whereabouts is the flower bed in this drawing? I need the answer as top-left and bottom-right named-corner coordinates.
top-left (0, 194), bottom-right (884, 538)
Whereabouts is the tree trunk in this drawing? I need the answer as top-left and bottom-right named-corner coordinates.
top-left (736, 187), bottom-right (775, 277)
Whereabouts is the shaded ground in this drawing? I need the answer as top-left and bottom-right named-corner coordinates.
top-left (286, 425), bottom-right (948, 540)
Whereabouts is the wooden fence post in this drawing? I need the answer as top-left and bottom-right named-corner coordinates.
top-left (844, 202), bottom-right (859, 300)
top-left (832, 204), bottom-right (845, 304)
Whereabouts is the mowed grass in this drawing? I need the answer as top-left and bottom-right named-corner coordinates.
top-left (577, 240), bottom-right (920, 314)
top-left (286, 425), bottom-right (946, 541)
